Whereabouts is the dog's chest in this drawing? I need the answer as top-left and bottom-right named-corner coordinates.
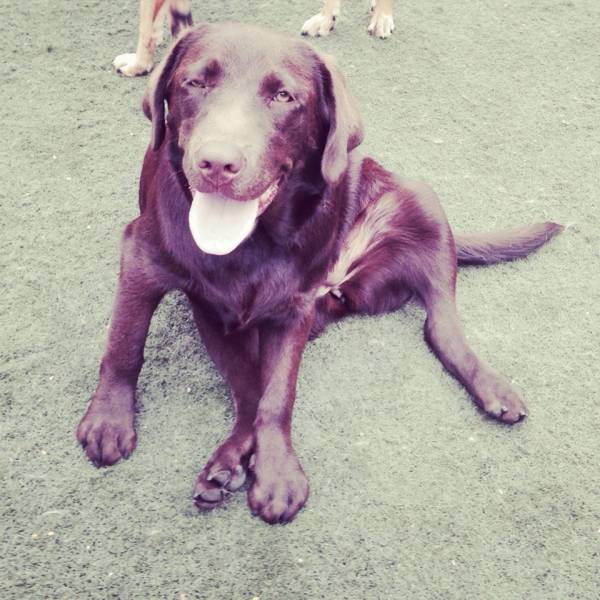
top-left (186, 256), bottom-right (309, 331)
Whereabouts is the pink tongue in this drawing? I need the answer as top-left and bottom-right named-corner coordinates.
top-left (188, 191), bottom-right (259, 255)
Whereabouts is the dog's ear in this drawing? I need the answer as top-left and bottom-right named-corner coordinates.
top-left (142, 29), bottom-right (198, 150)
top-left (318, 53), bottom-right (364, 185)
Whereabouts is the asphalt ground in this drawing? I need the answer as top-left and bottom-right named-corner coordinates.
top-left (1, 1), bottom-right (599, 598)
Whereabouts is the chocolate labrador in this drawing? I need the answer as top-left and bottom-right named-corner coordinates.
top-left (77, 23), bottom-right (562, 524)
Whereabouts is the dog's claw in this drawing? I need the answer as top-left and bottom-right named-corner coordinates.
top-left (195, 487), bottom-right (225, 504)
top-left (230, 465), bottom-right (247, 490)
top-left (193, 467), bottom-right (245, 510)
top-left (208, 469), bottom-right (231, 486)
top-left (76, 406), bottom-right (137, 467)
top-left (206, 465), bottom-right (246, 490)
top-left (193, 432), bottom-right (254, 511)
top-left (193, 482), bottom-right (234, 511)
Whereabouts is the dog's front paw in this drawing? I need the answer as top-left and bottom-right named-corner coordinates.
top-left (76, 405), bottom-right (136, 466)
top-left (247, 438), bottom-right (309, 524)
top-left (476, 376), bottom-right (528, 424)
top-left (193, 430), bottom-right (254, 510)
top-left (113, 53), bottom-right (153, 77)
top-left (368, 11), bottom-right (395, 38)
top-left (301, 13), bottom-right (336, 37)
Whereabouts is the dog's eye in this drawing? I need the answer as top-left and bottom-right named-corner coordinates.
top-left (273, 90), bottom-right (294, 103)
top-left (184, 79), bottom-right (208, 89)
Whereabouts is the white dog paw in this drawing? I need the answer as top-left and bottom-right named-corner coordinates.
top-left (368, 12), bottom-right (395, 38)
top-left (301, 13), bottom-right (336, 37)
top-left (113, 53), bottom-right (153, 77)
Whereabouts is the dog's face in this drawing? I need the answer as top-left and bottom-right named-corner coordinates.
top-left (143, 23), bottom-right (363, 254)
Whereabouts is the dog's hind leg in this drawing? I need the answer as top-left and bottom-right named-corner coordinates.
top-left (114, 0), bottom-right (167, 77)
top-left (421, 290), bottom-right (528, 424)
top-left (385, 183), bottom-right (529, 423)
top-left (312, 190), bottom-right (415, 337)
top-left (398, 185), bottom-right (560, 422)
top-left (317, 179), bottom-right (529, 422)
top-left (190, 308), bottom-right (261, 510)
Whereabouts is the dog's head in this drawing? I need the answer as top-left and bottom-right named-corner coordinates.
top-left (143, 23), bottom-right (363, 254)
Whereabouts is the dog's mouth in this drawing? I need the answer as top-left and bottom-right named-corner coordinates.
top-left (188, 180), bottom-right (280, 255)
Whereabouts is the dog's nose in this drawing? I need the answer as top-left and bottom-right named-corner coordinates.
top-left (197, 142), bottom-right (245, 183)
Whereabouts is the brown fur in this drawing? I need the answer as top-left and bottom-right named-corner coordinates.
top-left (81, 24), bottom-right (562, 524)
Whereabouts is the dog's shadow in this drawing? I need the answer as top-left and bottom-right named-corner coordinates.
top-left (136, 291), bottom-right (232, 447)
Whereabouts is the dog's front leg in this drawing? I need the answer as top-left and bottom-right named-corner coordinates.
top-left (76, 236), bottom-right (165, 466)
top-left (191, 312), bottom-right (261, 510)
top-left (247, 311), bottom-right (314, 524)
top-left (368, 0), bottom-right (394, 38)
top-left (301, 0), bottom-right (341, 37)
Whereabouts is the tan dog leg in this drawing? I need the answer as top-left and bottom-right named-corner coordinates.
top-left (368, 0), bottom-right (394, 38)
top-left (114, 0), bottom-right (167, 77)
top-left (301, 0), bottom-right (341, 37)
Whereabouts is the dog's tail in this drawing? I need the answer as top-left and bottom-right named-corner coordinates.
top-left (454, 221), bottom-right (563, 266)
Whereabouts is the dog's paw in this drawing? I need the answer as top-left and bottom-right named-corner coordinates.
top-left (193, 431), bottom-right (254, 510)
top-left (76, 408), bottom-right (136, 466)
top-left (301, 13), bottom-right (336, 37)
top-left (368, 11), bottom-right (395, 39)
top-left (477, 377), bottom-right (528, 424)
top-left (247, 446), bottom-right (309, 524)
top-left (113, 53), bottom-right (153, 77)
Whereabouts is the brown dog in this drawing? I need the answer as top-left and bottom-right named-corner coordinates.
top-left (78, 23), bottom-right (562, 524)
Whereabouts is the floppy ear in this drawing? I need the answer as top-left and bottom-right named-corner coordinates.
top-left (142, 31), bottom-right (194, 151)
top-left (318, 53), bottom-right (364, 186)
